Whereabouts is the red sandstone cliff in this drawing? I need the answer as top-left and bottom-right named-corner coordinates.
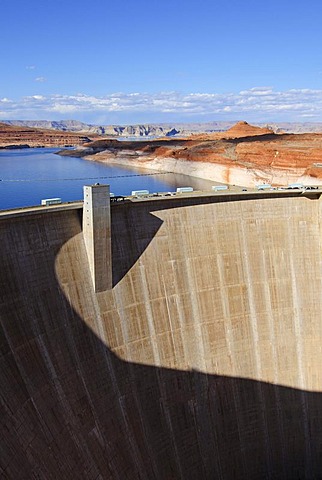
top-left (188, 120), bottom-right (275, 140)
top-left (0, 122), bottom-right (97, 148)
top-left (71, 121), bottom-right (322, 187)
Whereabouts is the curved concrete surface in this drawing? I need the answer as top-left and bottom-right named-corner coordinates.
top-left (1, 194), bottom-right (322, 479)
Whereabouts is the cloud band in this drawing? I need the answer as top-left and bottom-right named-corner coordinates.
top-left (1, 87), bottom-right (322, 122)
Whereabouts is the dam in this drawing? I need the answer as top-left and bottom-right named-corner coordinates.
top-left (1, 187), bottom-right (322, 479)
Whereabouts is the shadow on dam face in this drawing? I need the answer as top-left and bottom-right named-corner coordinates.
top-left (1, 195), bottom-right (322, 479)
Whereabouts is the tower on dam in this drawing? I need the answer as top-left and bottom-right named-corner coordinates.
top-left (0, 188), bottom-right (322, 479)
top-left (83, 184), bottom-right (112, 292)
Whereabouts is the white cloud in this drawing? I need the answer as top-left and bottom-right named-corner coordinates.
top-left (35, 76), bottom-right (46, 83)
top-left (1, 87), bottom-right (322, 122)
top-left (240, 87), bottom-right (274, 96)
top-left (31, 95), bottom-right (45, 100)
top-left (50, 104), bottom-right (78, 113)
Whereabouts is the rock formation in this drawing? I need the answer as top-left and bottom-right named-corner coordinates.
top-left (188, 121), bottom-right (275, 140)
top-left (0, 122), bottom-right (97, 148)
top-left (4, 119), bottom-right (322, 137)
top-left (2, 119), bottom-right (322, 187)
top-left (57, 121), bottom-right (322, 187)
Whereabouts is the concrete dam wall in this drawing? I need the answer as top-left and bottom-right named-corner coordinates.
top-left (1, 192), bottom-right (322, 479)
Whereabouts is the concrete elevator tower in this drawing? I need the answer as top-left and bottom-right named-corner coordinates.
top-left (83, 184), bottom-right (112, 292)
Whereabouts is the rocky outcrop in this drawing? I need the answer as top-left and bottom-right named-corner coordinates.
top-left (4, 120), bottom-right (178, 137)
top-left (187, 121), bottom-right (275, 141)
top-left (58, 121), bottom-right (322, 187)
top-left (222, 120), bottom-right (274, 137)
top-left (0, 122), bottom-right (97, 148)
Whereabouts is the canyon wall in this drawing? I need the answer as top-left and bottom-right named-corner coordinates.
top-left (4, 120), bottom-right (322, 136)
top-left (0, 122), bottom-right (95, 148)
top-left (85, 150), bottom-right (322, 188)
top-left (1, 193), bottom-right (322, 479)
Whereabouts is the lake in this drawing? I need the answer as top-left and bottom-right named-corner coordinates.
top-left (0, 148), bottom-right (216, 210)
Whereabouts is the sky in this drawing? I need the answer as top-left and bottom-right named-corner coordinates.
top-left (1, 0), bottom-right (322, 125)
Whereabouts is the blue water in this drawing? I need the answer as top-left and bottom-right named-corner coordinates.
top-left (0, 148), bottom-right (215, 210)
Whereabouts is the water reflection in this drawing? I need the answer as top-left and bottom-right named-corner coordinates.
top-left (0, 148), bottom-right (217, 210)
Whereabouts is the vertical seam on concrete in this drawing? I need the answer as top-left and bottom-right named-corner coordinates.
top-left (262, 251), bottom-right (287, 476)
top-left (112, 281), bottom-right (155, 479)
top-left (216, 252), bottom-right (248, 476)
top-left (161, 273), bottom-right (176, 361)
top-left (287, 218), bottom-right (313, 478)
top-left (182, 208), bottom-right (207, 372)
top-left (240, 218), bottom-right (273, 476)
top-left (139, 264), bottom-right (161, 366)
top-left (62, 271), bottom-right (125, 479)
top-left (139, 264), bottom-right (184, 479)
top-left (36, 335), bottom-right (101, 474)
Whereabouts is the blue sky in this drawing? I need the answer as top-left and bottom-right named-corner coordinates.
top-left (1, 0), bottom-right (322, 124)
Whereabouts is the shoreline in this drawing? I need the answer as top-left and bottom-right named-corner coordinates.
top-left (83, 150), bottom-right (322, 188)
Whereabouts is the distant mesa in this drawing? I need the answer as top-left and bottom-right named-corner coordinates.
top-left (3, 119), bottom-right (322, 139)
top-left (224, 120), bottom-right (274, 138)
top-left (165, 128), bottom-right (180, 137)
top-left (0, 121), bottom-right (96, 148)
top-left (185, 121), bottom-right (275, 141)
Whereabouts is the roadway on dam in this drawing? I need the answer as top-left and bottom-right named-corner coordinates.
top-left (1, 190), bottom-right (322, 479)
